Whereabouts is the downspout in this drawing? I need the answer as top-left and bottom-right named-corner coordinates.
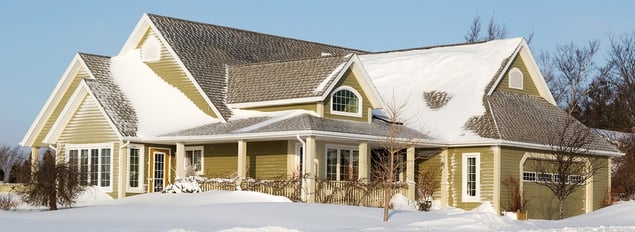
top-left (119, 141), bottom-right (131, 199)
top-left (296, 134), bottom-right (307, 202)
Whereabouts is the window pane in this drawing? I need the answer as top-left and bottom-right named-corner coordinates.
top-left (129, 148), bottom-right (139, 188)
top-left (69, 150), bottom-right (79, 170)
top-left (326, 149), bottom-right (338, 180)
top-left (340, 150), bottom-right (351, 180)
top-left (80, 149), bottom-right (89, 185)
top-left (332, 89), bottom-right (359, 113)
top-left (466, 157), bottom-right (476, 197)
top-left (193, 150), bottom-right (202, 171)
top-left (100, 149), bottom-right (111, 187)
top-left (90, 149), bottom-right (99, 185)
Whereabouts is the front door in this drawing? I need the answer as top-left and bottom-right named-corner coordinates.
top-left (150, 148), bottom-right (171, 192)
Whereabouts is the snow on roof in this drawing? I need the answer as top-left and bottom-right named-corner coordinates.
top-left (359, 38), bottom-right (522, 141)
top-left (110, 49), bottom-right (219, 136)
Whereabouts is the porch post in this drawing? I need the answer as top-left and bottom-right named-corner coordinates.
top-left (237, 140), bottom-right (247, 180)
top-left (30, 147), bottom-right (39, 177)
top-left (406, 146), bottom-right (416, 201)
top-left (358, 142), bottom-right (370, 181)
top-left (175, 143), bottom-right (185, 178)
top-left (305, 136), bottom-right (316, 203)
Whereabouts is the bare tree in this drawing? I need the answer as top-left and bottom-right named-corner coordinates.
top-left (606, 31), bottom-right (635, 127)
top-left (373, 95), bottom-right (417, 221)
top-left (0, 145), bottom-right (26, 183)
top-left (20, 150), bottom-right (84, 210)
top-left (464, 14), bottom-right (508, 43)
top-left (612, 134), bottom-right (635, 200)
top-left (540, 41), bottom-right (600, 114)
top-left (532, 118), bottom-right (603, 219)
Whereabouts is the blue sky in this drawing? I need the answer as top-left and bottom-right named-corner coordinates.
top-left (0, 0), bottom-right (633, 146)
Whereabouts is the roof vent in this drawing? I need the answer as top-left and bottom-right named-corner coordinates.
top-left (321, 52), bottom-right (333, 57)
top-left (141, 35), bottom-right (161, 63)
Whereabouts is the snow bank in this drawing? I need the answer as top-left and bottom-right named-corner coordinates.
top-left (390, 193), bottom-right (417, 211)
top-left (162, 177), bottom-right (202, 193)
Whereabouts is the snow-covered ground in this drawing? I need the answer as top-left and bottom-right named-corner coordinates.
top-left (1, 189), bottom-right (634, 232)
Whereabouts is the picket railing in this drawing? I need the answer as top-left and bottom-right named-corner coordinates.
top-left (199, 178), bottom-right (407, 208)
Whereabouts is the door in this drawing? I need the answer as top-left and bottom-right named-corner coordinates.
top-left (149, 148), bottom-right (171, 192)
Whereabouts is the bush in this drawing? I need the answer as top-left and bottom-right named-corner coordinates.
top-left (0, 194), bottom-right (19, 210)
top-left (19, 150), bottom-right (84, 210)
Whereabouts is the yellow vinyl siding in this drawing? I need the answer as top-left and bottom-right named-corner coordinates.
top-left (107, 142), bottom-right (120, 198)
top-left (202, 143), bottom-right (238, 178)
top-left (246, 103), bottom-right (318, 113)
top-left (33, 70), bottom-right (89, 147)
top-left (500, 147), bottom-right (593, 219)
top-left (415, 149), bottom-right (444, 200)
top-left (592, 157), bottom-right (610, 210)
top-left (447, 147), bottom-right (495, 210)
top-left (495, 55), bottom-right (540, 96)
top-left (58, 95), bottom-right (119, 144)
top-left (246, 141), bottom-right (288, 179)
top-left (324, 69), bottom-right (371, 122)
top-left (136, 29), bottom-right (218, 119)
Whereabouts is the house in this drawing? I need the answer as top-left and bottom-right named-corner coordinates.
top-left (20, 14), bottom-right (621, 219)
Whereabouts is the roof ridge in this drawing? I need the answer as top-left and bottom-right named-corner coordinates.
top-left (229, 53), bottom-right (352, 68)
top-left (371, 37), bottom-right (523, 55)
top-left (78, 52), bottom-right (112, 59)
top-left (145, 13), bottom-right (369, 54)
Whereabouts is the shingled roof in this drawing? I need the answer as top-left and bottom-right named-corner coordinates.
top-left (227, 55), bottom-right (352, 104)
top-left (79, 53), bottom-right (137, 137)
top-left (487, 91), bottom-right (619, 153)
top-left (146, 14), bottom-right (365, 119)
top-left (165, 112), bottom-right (428, 140)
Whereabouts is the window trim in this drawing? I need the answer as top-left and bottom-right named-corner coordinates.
top-left (329, 86), bottom-right (363, 118)
top-left (461, 152), bottom-right (480, 202)
top-left (185, 146), bottom-right (204, 176)
top-left (324, 144), bottom-right (359, 181)
top-left (126, 144), bottom-right (145, 193)
top-left (65, 143), bottom-right (114, 192)
top-left (508, 67), bottom-right (524, 90)
top-left (522, 171), bottom-right (536, 182)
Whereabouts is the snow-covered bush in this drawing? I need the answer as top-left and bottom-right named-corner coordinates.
top-left (0, 193), bottom-right (19, 210)
top-left (389, 193), bottom-right (418, 211)
top-left (163, 176), bottom-right (202, 193)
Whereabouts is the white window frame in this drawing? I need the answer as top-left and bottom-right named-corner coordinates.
top-left (295, 143), bottom-right (304, 175)
top-left (461, 152), bottom-right (480, 202)
top-left (329, 86), bottom-right (363, 118)
top-left (127, 144), bottom-right (145, 193)
top-left (522, 171), bottom-right (536, 182)
top-left (508, 67), bottom-right (524, 90)
top-left (324, 145), bottom-right (359, 181)
top-left (185, 146), bottom-right (204, 176)
top-left (65, 143), bottom-right (114, 192)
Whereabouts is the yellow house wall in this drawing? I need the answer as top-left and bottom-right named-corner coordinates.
top-left (499, 146), bottom-right (606, 219)
top-left (323, 70), bottom-right (372, 122)
top-left (33, 70), bottom-right (89, 148)
top-left (495, 54), bottom-right (540, 96)
top-left (200, 143), bottom-right (238, 178)
top-left (415, 148), bottom-right (444, 201)
top-left (246, 141), bottom-right (288, 179)
top-left (446, 147), bottom-right (495, 210)
top-left (56, 94), bottom-right (121, 198)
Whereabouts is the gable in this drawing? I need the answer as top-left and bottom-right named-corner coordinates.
top-left (492, 54), bottom-right (540, 96)
top-left (57, 93), bottom-right (120, 144)
top-left (135, 28), bottom-right (219, 119)
top-left (323, 69), bottom-right (373, 122)
top-left (22, 56), bottom-right (93, 148)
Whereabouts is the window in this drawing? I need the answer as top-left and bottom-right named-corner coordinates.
top-left (185, 146), bottom-right (204, 175)
top-left (127, 145), bottom-right (144, 192)
top-left (66, 144), bottom-right (112, 190)
top-left (462, 153), bottom-right (480, 202)
top-left (295, 143), bottom-right (304, 175)
top-left (325, 146), bottom-right (359, 181)
top-left (330, 86), bottom-right (362, 117)
top-left (569, 175), bottom-right (584, 185)
top-left (508, 67), bottom-right (524, 90)
top-left (522, 171), bottom-right (536, 182)
top-left (537, 173), bottom-right (553, 183)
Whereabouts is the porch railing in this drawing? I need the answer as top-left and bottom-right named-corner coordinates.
top-left (199, 178), bottom-right (408, 208)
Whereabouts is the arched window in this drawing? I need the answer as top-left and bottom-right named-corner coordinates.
top-left (508, 67), bottom-right (524, 90)
top-left (330, 86), bottom-right (362, 117)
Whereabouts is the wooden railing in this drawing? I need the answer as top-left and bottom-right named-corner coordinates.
top-left (199, 178), bottom-right (408, 208)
